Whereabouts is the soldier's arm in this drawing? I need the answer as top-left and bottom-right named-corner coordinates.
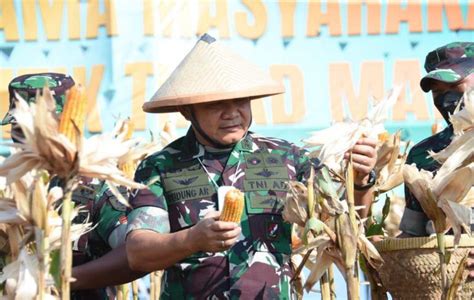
top-left (126, 210), bottom-right (240, 273)
top-left (71, 184), bottom-right (145, 290)
top-left (71, 244), bottom-right (146, 290)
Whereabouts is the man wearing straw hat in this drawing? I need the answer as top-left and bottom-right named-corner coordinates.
top-left (125, 34), bottom-right (377, 298)
top-left (399, 42), bottom-right (474, 238)
top-left (0, 73), bottom-right (141, 298)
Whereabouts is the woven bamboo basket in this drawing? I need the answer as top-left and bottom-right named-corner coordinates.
top-left (374, 234), bottom-right (474, 299)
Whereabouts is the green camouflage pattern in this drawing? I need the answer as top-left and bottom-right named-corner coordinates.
top-left (1, 73), bottom-right (75, 125)
top-left (69, 179), bottom-right (128, 300)
top-left (127, 129), bottom-right (317, 299)
top-left (90, 183), bottom-right (129, 252)
top-left (404, 125), bottom-right (454, 215)
top-left (63, 177), bottom-right (107, 300)
top-left (421, 42), bottom-right (474, 92)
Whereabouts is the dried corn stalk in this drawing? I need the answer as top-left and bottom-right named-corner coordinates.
top-left (0, 87), bottom-right (146, 199)
top-left (0, 175), bottom-right (90, 300)
top-left (405, 136), bottom-right (474, 244)
top-left (0, 87), bottom-right (154, 299)
top-left (287, 88), bottom-right (403, 298)
top-left (284, 165), bottom-right (383, 299)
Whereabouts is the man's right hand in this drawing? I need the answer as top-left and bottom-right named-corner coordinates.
top-left (188, 211), bottom-right (242, 253)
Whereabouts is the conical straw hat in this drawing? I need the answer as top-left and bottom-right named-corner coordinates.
top-left (143, 34), bottom-right (284, 113)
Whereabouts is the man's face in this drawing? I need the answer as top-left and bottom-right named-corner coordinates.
top-left (184, 98), bottom-right (252, 147)
top-left (430, 73), bottom-right (474, 122)
top-left (430, 73), bottom-right (474, 98)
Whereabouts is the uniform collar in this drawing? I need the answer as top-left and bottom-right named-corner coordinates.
top-left (179, 127), bottom-right (257, 161)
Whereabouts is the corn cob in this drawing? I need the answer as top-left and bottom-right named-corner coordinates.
top-left (220, 188), bottom-right (244, 223)
top-left (58, 85), bottom-right (87, 145)
top-left (163, 120), bottom-right (173, 136)
top-left (377, 131), bottom-right (389, 143)
top-left (291, 226), bottom-right (303, 250)
top-left (431, 122), bottom-right (441, 135)
top-left (119, 119), bottom-right (136, 179)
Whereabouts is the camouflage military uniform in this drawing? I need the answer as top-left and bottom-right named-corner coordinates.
top-left (127, 129), bottom-right (317, 299)
top-left (90, 183), bottom-right (129, 256)
top-left (400, 126), bottom-right (454, 235)
top-left (400, 42), bottom-right (474, 236)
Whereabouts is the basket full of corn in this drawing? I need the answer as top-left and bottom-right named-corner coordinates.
top-left (374, 235), bottom-right (474, 299)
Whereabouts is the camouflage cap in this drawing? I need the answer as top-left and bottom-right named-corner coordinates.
top-left (420, 42), bottom-right (474, 92)
top-left (1, 72), bottom-right (75, 125)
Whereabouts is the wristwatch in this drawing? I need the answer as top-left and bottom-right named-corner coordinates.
top-left (354, 169), bottom-right (376, 191)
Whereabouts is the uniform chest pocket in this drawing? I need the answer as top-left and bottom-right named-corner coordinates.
top-left (162, 172), bottom-right (216, 232)
top-left (243, 167), bottom-right (289, 215)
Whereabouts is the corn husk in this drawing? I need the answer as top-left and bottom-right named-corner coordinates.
top-left (283, 182), bottom-right (308, 227)
top-left (0, 87), bottom-right (150, 299)
top-left (0, 89), bottom-right (146, 209)
top-left (374, 132), bottom-right (409, 194)
top-left (383, 194), bottom-right (405, 237)
top-left (404, 159), bottom-right (474, 245)
top-left (284, 165), bottom-right (383, 295)
top-left (403, 93), bottom-right (474, 295)
top-left (304, 86), bottom-right (402, 176)
top-left (404, 106), bottom-right (474, 244)
top-left (160, 120), bottom-right (177, 146)
top-left (0, 248), bottom-right (39, 300)
top-left (446, 253), bottom-right (469, 300)
top-left (450, 89), bottom-right (474, 136)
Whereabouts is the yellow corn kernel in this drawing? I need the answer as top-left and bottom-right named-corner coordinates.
top-left (220, 188), bottom-right (244, 223)
top-left (378, 131), bottom-right (390, 143)
top-left (163, 120), bottom-right (172, 135)
top-left (120, 161), bottom-right (136, 179)
top-left (58, 85), bottom-right (87, 145)
top-left (291, 226), bottom-right (303, 250)
top-left (118, 119), bottom-right (136, 179)
top-left (124, 119), bottom-right (135, 140)
top-left (431, 122), bottom-right (441, 135)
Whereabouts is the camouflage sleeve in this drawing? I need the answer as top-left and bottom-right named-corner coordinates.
top-left (92, 183), bottom-right (129, 248)
top-left (126, 158), bottom-right (170, 236)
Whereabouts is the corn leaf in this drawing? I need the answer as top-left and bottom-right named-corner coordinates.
top-left (446, 253), bottom-right (469, 300)
top-left (335, 214), bottom-right (357, 270)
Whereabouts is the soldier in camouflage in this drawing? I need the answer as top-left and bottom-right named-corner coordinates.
top-left (125, 34), bottom-right (377, 299)
top-left (1, 73), bottom-right (139, 298)
top-left (399, 42), bottom-right (474, 237)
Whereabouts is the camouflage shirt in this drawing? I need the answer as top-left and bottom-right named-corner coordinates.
top-left (400, 125), bottom-right (454, 236)
top-left (89, 183), bottom-right (129, 256)
top-left (71, 181), bottom-right (128, 300)
top-left (127, 129), bottom-right (316, 299)
top-left (67, 178), bottom-right (108, 300)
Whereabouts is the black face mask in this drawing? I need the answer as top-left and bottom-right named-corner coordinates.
top-left (434, 91), bottom-right (464, 123)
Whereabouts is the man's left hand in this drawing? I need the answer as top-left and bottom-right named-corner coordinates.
top-left (344, 137), bottom-right (377, 185)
